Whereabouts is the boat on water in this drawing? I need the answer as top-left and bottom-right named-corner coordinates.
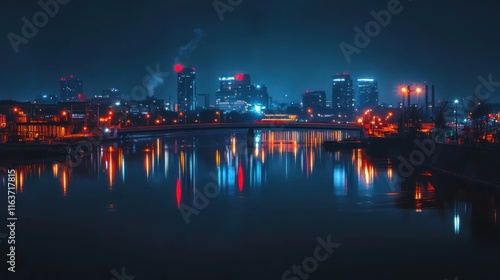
top-left (323, 137), bottom-right (365, 150)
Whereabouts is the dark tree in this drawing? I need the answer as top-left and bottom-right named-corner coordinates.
top-left (432, 101), bottom-right (449, 129)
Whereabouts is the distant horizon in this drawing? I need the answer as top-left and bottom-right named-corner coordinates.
top-left (2, 0), bottom-right (499, 105)
top-left (3, 70), bottom-right (499, 107)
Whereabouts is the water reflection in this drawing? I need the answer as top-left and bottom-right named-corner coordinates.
top-left (2, 129), bottom-right (500, 243)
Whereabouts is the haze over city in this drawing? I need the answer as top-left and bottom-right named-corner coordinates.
top-left (2, 0), bottom-right (500, 103)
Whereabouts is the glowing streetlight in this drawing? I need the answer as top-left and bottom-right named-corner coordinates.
top-left (399, 87), bottom-right (408, 134)
top-left (416, 87), bottom-right (423, 105)
top-left (400, 85), bottom-right (423, 134)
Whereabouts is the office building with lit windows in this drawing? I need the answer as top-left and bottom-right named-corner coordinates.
top-left (356, 79), bottom-right (378, 110)
top-left (302, 91), bottom-right (326, 110)
top-left (332, 73), bottom-right (355, 121)
top-left (176, 67), bottom-right (196, 112)
top-left (215, 73), bottom-right (268, 112)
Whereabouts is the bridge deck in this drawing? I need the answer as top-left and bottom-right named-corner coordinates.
top-left (117, 122), bottom-right (366, 137)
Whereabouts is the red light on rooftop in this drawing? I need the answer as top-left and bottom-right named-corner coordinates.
top-left (70, 75), bottom-right (74, 79)
top-left (60, 77), bottom-right (66, 81)
top-left (174, 64), bottom-right (183, 73)
top-left (234, 73), bottom-right (244, 81)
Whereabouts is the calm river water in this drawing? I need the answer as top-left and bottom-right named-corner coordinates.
top-left (1, 129), bottom-right (499, 280)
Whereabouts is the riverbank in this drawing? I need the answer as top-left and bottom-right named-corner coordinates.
top-left (366, 136), bottom-right (500, 187)
top-left (428, 143), bottom-right (500, 187)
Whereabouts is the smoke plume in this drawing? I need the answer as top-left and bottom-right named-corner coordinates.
top-left (174, 28), bottom-right (203, 64)
top-left (147, 74), bottom-right (165, 97)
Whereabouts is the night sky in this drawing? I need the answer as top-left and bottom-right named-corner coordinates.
top-left (1, 0), bottom-right (500, 104)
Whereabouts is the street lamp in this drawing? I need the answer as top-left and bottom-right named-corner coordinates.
top-left (454, 99), bottom-right (459, 141)
top-left (400, 86), bottom-right (423, 134)
top-left (400, 87), bottom-right (408, 134)
top-left (307, 108), bottom-right (313, 120)
top-left (416, 87), bottom-right (422, 105)
top-left (179, 112), bottom-right (184, 123)
top-left (61, 111), bottom-right (68, 123)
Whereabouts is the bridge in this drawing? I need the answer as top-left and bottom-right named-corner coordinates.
top-left (116, 122), bottom-right (366, 139)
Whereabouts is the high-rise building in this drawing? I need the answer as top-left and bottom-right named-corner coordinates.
top-left (60, 75), bottom-right (83, 102)
top-left (215, 73), bottom-right (268, 112)
top-left (332, 73), bottom-right (354, 120)
top-left (176, 66), bottom-right (196, 112)
top-left (356, 79), bottom-right (378, 110)
top-left (302, 91), bottom-right (326, 109)
top-left (249, 84), bottom-right (269, 111)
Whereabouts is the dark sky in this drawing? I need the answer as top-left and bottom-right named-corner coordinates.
top-left (1, 0), bottom-right (500, 104)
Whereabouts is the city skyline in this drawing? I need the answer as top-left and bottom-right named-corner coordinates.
top-left (0, 69), bottom-right (469, 108)
top-left (1, 0), bottom-right (500, 104)
top-left (2, 1), bottom-right (500, 279)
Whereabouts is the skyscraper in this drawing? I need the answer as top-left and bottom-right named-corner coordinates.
top-left (332, 73), bottom-right (354, 121)
top-left (60, 75), bottom-right (83, 102)
top-left (356, 79), bottom-right (378, 110)
top-left (249, 84), bottom-right (269, 111)
top-left (176, 66), bottom-right (196, 112)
